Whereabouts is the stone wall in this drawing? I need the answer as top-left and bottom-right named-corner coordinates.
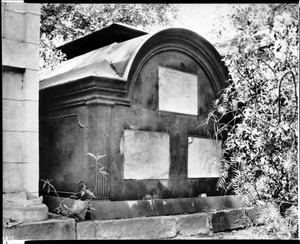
top-left (2, 2), bottom-right (41, 196)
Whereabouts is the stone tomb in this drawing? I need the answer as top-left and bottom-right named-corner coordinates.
top-left (39, 23), bottom-right (228, 202)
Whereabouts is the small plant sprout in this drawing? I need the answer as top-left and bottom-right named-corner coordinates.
top-left (87, 152), bottom-right (108, 194)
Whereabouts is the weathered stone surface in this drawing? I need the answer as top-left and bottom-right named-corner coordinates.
top-left (3, 132), bottom-right (23, 162)
top-left (2, 163), bottom-right (23, 193)
top-left (3, 204), bottom-right (48, 223)
top-left (23, 69), bottom-right (39, 101)
top-left (94, 216), bottom-right (177, 239)
top-left (44, 195), bottom-right (245, 221)
top-left (178, 213), bottom-right (210, 236)
top-left (76, 221), bottom-right (96, 239)
top-left (3, 100), bottom-right (23, 131)
top-left (188, 137), bottom-right (222, 178)
top-left (2, 71), bottom-right (23, 100)
top-left (23, 163), bottom-right (39, 192)
top-left (2, 2), bottom-right (26, 13)
top-left (211, 208), bottom-right (252, 232)
top-left (23, 101), bottom-right (38, 131)
top-left (76, 212), bottom-right (212, 240)
top-left (2, 3), bottom-right (41, 16)
top-left (3, 218), bottom-right (76, 240)
top-left (25, 13), bottom-right (41, 44)
top-left (122, 129), bottom-right (170, 179)
top-left (158, 66), bottom-right (198, 115)
top-left (2, 2), bottom-right (41, 198)
top-left (2, 9), bottom-right (26, 42)
top-left (2, 38), bottom-right (39, 70)
top-left (23, 132), bottom-right (38, 162)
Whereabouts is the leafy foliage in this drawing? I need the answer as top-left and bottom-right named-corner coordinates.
top-left (206, 4), bottom-right (298, 209)
top-left (39, 4), bottom-right (179, 73)
top-left (257, 202), bottom-right (298, 239)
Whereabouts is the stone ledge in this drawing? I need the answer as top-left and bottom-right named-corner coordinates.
top-left (2, 207), bottom-right (262, 240)
top-left (77, 215), bottom-right (178, 239)
top-left (210, 207), bottom-right (261, 232)
top-left (177, 213), bottom-right (210, 236)
top-left (3, 204), bottom-right (48, 224)
top-left (43, 195), bottom-right (245, 220)
top-left (2, 217), bottom-right (76, 240)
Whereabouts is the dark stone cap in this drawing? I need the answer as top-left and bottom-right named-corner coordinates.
top-left (57, 23), bottom-right (148, 59)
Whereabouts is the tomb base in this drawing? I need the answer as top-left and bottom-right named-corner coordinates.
top-left (43, 195), bottom-right (244, 221)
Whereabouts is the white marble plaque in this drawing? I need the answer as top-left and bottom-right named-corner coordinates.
top-left (187, 137), bottom-right (222, 178)
top-left (158, 66), bottom-right (198, 115)
top-left (122, 129), bottom-right (170, 179)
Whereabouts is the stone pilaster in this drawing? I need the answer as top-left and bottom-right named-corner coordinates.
top-left (2, 2), bottom-right (41, 196)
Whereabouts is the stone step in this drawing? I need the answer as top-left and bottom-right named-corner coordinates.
top-left (76, 207), bottom-right (262, 239)
top-left (3, 207), bottom-right (262, 240)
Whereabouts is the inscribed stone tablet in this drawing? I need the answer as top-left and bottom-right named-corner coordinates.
top-left (122, 129), bottom-right (170, 179)
top-left (158, 66), bottom-right (198, 115)
top-left (187, 137), bottom-right (222, 178)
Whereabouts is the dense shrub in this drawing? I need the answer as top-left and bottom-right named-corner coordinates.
top-left (207, 4), bottom-right (298, 210)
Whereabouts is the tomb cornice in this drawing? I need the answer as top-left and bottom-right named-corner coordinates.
top-left (39, 76), bottom-right (130, 111)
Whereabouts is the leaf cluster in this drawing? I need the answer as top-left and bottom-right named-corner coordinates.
top-left (207, 4), bottom-right (298, 210)
top-left (39, 4), bottom-right (179, 73)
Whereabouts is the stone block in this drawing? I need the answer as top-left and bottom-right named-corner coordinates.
top-left (3, 218), bottom-right (76, 240)
top-left (2, 38), bottom-right (39, 70)
top-left (2, 71), bottom-right (24, 100)
top-left (23, 163), bottom-right (39, 193)
top-left (25, 13), bottom-right (40, 44)
top-left (3, 131), bottom-right (23, 162)
top-left (23, 69), bottom-right (39, 101)
top-left (211, 208), bottom-right (252, 232)
top-left (3, 99), bottom-right (23, 131)
top-left (3, 204), bottom-right (48, 224)
top-left (94, 216), bottom-right (177, 239)
top-left (177, 213), bottom-right (210, 236)
top-left (2, 8), bottom-right (26, 41)
top-left (2, 3), bottom-right (40, 15)
top-left (76, 221), bottom-right (96, 239)
top-left (2, 2), bottom-right (26, 13)
top-left (23, 101), bottom-right (38, 131)
top-left (23, 132), bottom-right (38, 162)
top-left (3, 163), bottom-right (23, 193)
top-left (25, 3), bottom-right (41, 15)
